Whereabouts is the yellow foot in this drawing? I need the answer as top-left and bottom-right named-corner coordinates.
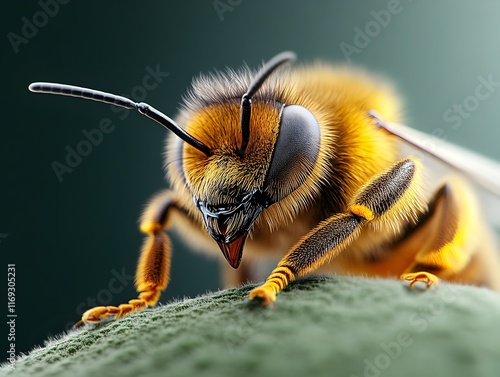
top-left (248, 285), bottom-right (276, 306)
top-left (75, 300), bottom-right (147, 327)
top-left (75, 305), bottom-right (121, 327)
top-left (75, 290), bottom-right (159, 327)
top-left (401, 271), bottom-right (439, 288)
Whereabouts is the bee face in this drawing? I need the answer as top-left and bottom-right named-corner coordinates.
top-left (181, 98), bottom-right (321, 268)
top-left (180, 101), bottom-right (278, 267)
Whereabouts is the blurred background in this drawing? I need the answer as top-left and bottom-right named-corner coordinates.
top-left (2, 1), bottom-right (500, 357)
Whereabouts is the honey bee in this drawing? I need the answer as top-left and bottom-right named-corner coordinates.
top-left (29, 51), bottom-right (500, 325)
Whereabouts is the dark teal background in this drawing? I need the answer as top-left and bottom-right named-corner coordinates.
top-left (2, 1), bottom-right (500, 357)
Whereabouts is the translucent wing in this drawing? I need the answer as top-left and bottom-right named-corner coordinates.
top-left (382, 122), bottom-right (500, 228)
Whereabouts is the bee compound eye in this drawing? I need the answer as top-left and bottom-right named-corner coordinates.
top-left (263, 105), bottom-right (320, 202)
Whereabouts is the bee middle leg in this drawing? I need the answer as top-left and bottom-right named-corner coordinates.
top-left (249, 157), bottom-right (424, 304)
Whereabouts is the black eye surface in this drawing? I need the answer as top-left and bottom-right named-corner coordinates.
top-left (263, 104), bottom-right (320, 203)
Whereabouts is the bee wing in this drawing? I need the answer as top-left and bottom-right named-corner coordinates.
top-left (384, 122), bottom-right (500, 227)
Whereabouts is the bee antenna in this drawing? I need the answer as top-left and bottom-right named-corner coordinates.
top-left (238, 51), bottom-right (296, 157)
top-left (28, 82), bottom-right (212, 156)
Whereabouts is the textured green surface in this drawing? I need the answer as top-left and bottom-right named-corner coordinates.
top-left (2, 276), bottom-right (500, 377)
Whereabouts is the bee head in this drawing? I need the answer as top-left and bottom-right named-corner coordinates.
top-left (182, 101), bottom-right (278, 268)
top-left (182, 52), bottom-right (320, 268)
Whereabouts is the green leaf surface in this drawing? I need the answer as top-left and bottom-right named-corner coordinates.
top-left (2, 276), bottom-right (500, 377)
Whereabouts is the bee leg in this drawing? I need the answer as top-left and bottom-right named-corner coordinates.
top-left (77, 191), bottom-right (179, 325)
top-left (248, 213), bottom-right (363, 305)
top-left (401, 178), bottom-right (480, 289)
top-left (250, 158), bottom-right (423, 304)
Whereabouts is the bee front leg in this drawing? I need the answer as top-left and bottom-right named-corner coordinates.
top-left (249, 213), bottom-right (364, 305)
top-left (250, 157), bottom-right (424, 304)
top-left (77, 191), bottom-right (181, 325)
